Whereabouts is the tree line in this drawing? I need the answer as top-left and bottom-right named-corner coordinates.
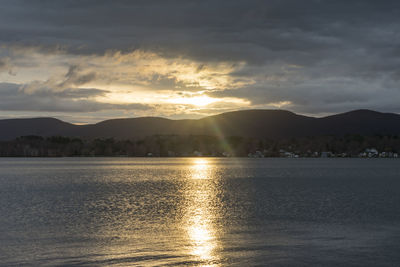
top-left (0, 134), bottom-right (399, 157)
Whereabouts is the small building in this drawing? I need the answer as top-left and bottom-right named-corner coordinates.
top-left (366, 148), bottom-right (378, 158)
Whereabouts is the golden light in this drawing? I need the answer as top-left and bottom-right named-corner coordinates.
top-left (183, 158), bottom-right (220, 265)
top-left (167, 95), bottom-right (219, 107)
top-left (188, 213), bottom-right (216, 261)
top-left (191, 158), bottom-right (210, 179)
top-left (268, 100), bottom-right (292, 108)
top-left (193, 158), bottom-right (208, 167)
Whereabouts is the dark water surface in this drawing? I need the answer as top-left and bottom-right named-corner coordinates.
top-left (1, 158), bottom-right (400, 266)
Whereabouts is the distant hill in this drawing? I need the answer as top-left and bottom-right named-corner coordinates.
top-left (1, 109), bottom-right (400, 141)
top-left (0, 118), bottom-right (78, 141)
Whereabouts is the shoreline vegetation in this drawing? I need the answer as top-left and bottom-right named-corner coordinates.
top-left (0, 134), bottom-right (399, 158)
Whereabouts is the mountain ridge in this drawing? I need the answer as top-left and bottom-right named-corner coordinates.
top-left (1, 109), bottom-right (399, 141)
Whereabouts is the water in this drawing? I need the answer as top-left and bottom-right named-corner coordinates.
top-left (0, 158), bottom-right (400, 266)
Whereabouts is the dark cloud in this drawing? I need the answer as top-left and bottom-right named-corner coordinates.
top-left (207, 80), bottom-right (400, 115)
top-left (58, 65), bottom-right (97, 88)
top-left (1, 1), bottom-right (398, 61)
top-left (0, 83), bottom-right (151, 112)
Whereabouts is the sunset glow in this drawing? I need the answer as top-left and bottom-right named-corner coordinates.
top-left (167, 96), bottom-right (219, 107)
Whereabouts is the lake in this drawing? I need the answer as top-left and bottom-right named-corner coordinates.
top-left (1, 158), bottom-right (400, 266)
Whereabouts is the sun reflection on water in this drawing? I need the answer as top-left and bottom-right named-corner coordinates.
top-left (185, 158), bottom-right (221, 266)
top-left (191, 159), bottom-right (211, 180)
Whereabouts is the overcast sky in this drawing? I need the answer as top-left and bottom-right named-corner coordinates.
top-left (0, 0), bottom-right (399, 123)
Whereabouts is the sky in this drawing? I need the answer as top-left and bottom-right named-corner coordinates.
top-left (0, 0), bottom-right (400, 123)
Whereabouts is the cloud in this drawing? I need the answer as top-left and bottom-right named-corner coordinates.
top-left (0, 0), bottom-right (400, 119)
top-left (59, 65), bottom-right (97, 88)
top-left (3, 45), bottom-right (249, 93)
top-left (0, 57), bottom-right (14, 75)
top-left (207, 77), bottom-right (400, 115)
top-left (2, 1), bottom-right (398, 62)
top-left (0, 59), bottom-right (6, 70)
top-left (0, 83), bottom-right (152, 112)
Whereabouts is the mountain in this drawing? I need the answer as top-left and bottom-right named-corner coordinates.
top-left (0, 109), bottom-right (399, 141)
top-left (0, 118), bottom-right (78, 141)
